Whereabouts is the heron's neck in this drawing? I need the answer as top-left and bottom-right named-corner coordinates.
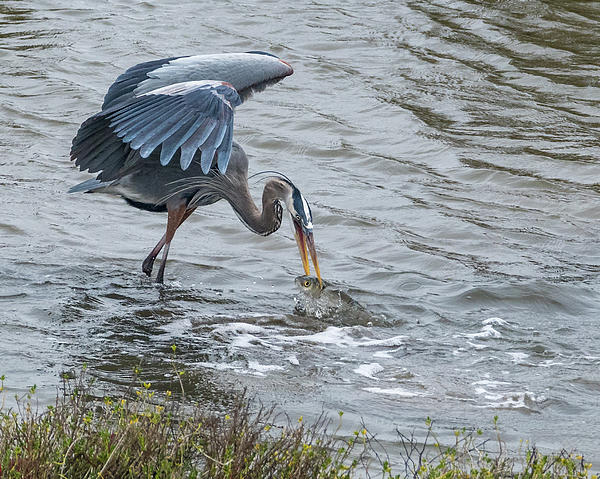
top-left (228, 179), bottom-right (286, 236)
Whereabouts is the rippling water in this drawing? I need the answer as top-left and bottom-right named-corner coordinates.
top-left (2, 0), bottom-right (600, 466)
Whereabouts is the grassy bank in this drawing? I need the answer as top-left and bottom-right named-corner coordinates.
top-left (0, 367), bottom-right (594, 479)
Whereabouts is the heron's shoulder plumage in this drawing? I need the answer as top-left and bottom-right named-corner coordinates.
top-left (102, 56), bottom-right (182, 110)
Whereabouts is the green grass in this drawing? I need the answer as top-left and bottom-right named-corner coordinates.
top-left (0, 366), bottom-right (359, 479)
top-left (0, 365), bottom-right (595, 479)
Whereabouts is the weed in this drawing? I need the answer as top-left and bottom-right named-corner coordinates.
top-left (0, 366), bottom-right (594, 479)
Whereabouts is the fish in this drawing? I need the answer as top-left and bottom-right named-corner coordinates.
top-left (294, 275), bottom-right (368, 320)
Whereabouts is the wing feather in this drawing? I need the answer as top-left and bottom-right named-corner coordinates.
top-left (199, 126), bottom-right (221, 174)
top-left (108, 95), bottom-right (172, 126)
top-left (156, 115), bottom-right (204, 166)
top-left (216, 118), bottom-right (234, 173)
top-left (83, 138), bottom-right (126, 173)
top-left (118, 99), bottom-right (183, 142)
top-left (177, 117), bottom-right (214, 170)
top-left (127, 108), bottom-right (184, 147)
top-left (139, 111), bottom-right (204, 158)
top-left (102, 56), bottom-right (180, 109)
top-left (128, 108), bottom-right (191, 151)
top-left (201, 121), bottom-right (228, 173)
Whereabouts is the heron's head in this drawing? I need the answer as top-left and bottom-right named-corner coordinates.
top-left (285, 183), bottom-right (321, 287)
top-left (250, 171), bottom-right (322, 286)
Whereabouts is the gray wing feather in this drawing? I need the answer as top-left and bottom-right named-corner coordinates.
top-left (127, 107), bottom-right (185, 148)
top-left (68, 178), bottom-right (107, 193)
top-left (74, 127), bottom-right (117, 160)
top-left (112, 82), bottom-right (239, 169)
top-left (178, 117), bottom-right (214, 170)
top-left (84, 139), bottom-right (125, 173)
top-left (140, 111), bottom-right (202, 158)
top-left (157, 115), bottom-right (206, 166)
top-left (216, 119), bottom-right (234, 173)
top-left (102, 56), bottom-right (180, 109)
top-left (200, 132), bottom-right (219, 174)
top-left (203, 121), bottom-right (228, 172)
top-left (108, 96), bottom-right (172, 126)
top-left (112, 100), bottom-right (176, 138)
top-left (116, 99), bottom-right (182, 142)
top-left (96, 145), bottom-right (133, 180)
top-left (71, 81), bottom-right (240, 179)
top-left (131, 110), bottom-right (194, 154)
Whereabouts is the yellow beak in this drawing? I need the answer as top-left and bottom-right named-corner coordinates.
top-left (293, 223), bottom-right (322, 288)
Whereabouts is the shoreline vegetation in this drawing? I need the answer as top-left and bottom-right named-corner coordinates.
top-left (0, 361), bottom-right (594, 479)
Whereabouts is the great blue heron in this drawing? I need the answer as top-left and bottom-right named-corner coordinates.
top-left (69, 52), bottom-right (321, 285)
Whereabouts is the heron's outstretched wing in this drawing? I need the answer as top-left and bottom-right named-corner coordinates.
top-left (71, 81), bottom-right (241, 179)
top-left (102, 52), bottom-right (293, 110)
top-left (73, 52), bottom-right (293, 181)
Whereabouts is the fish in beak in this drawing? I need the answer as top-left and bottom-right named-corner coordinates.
top-left (293, 220), bottom-right (322, 288)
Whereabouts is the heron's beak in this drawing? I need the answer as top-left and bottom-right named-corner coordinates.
top-left (293, 222), bottom-right (322, 288)
top-left (305, 231), bottom-right (322, 288)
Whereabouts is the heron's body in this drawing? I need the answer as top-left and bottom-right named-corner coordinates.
top-left (70, 52), bottom-right (321, 284)
top-left (87, 141), bottom-right (247, 212)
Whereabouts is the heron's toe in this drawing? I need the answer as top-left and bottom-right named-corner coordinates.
top-left (142, 257), bottom-right (155, 276)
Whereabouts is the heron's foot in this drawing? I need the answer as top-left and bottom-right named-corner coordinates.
top-left (155, 260), bottom-right (166, 284)
top-left (142, 255), bottom-right (156, 276)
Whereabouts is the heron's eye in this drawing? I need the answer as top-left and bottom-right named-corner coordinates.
top-left (304, 280), bottom-right (311, 287)
top-left (295, 214), bottom-right (301, 221)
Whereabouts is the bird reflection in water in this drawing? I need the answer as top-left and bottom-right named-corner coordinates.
top-left (69, 52), bottom-right (320, 284)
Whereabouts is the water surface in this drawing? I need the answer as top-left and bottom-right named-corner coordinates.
top-left (1, 0), bottom-right (599, 467)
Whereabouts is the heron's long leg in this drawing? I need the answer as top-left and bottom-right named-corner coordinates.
top-left (155, 204), bottom-right (198, 284)
top-left (142, 207), bottom-right (198, 277)
top-left (142, 233), bottom-right (166, 276)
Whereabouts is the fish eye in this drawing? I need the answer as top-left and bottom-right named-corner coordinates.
top-left (304, 280), bottom-right (311, 287)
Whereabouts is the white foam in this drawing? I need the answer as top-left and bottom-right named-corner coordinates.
top-left (293, 327), bottom-right (405, 349)
top-left (363, 387), bottom-right (425, 397)
top-left (506, 352), bottom-right (528, 362)
top-left (471, 378), bottom-right (543, 410)
top-left (211, 323), bottom-right (284, 351)
top-left (160, 317), bottom-right (193, 336)
top-left (248, 361), bottom-right (285, 373)
top-left (212, 322), bottom-right (267, 335)
top-left (354, 363), bottom-right (384, 379)
top-left (482, 391), bottom-right (543, 409)
top-left (195, 362), bottom-right (241, 371)
top-left (294, 327), bottom-right (353, 346)
top-left (466, 341), bottom-right (488, 349)
top-left (455, 317), bottom-right (508, 342)
top-left (540, 360), bottom-right (564, 367)
top-left (195, 324), bottom-right (408, 362)
top-left (373, 350), bottom-right (395, 358)
top-left (458, 324), bottom-right (502, 340)
top-left (228, 334), bottom-right (255, 348)
top-left (483, 317), bottom-right (508, 326)
top-left (473, 379), bottom-right (511, 397)
top-left (360, 336), bottom-right (406, 347)
top-left (472, 379), bottom-right (511, 387)
top-left (285, 355), bottom-right (300, 365)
